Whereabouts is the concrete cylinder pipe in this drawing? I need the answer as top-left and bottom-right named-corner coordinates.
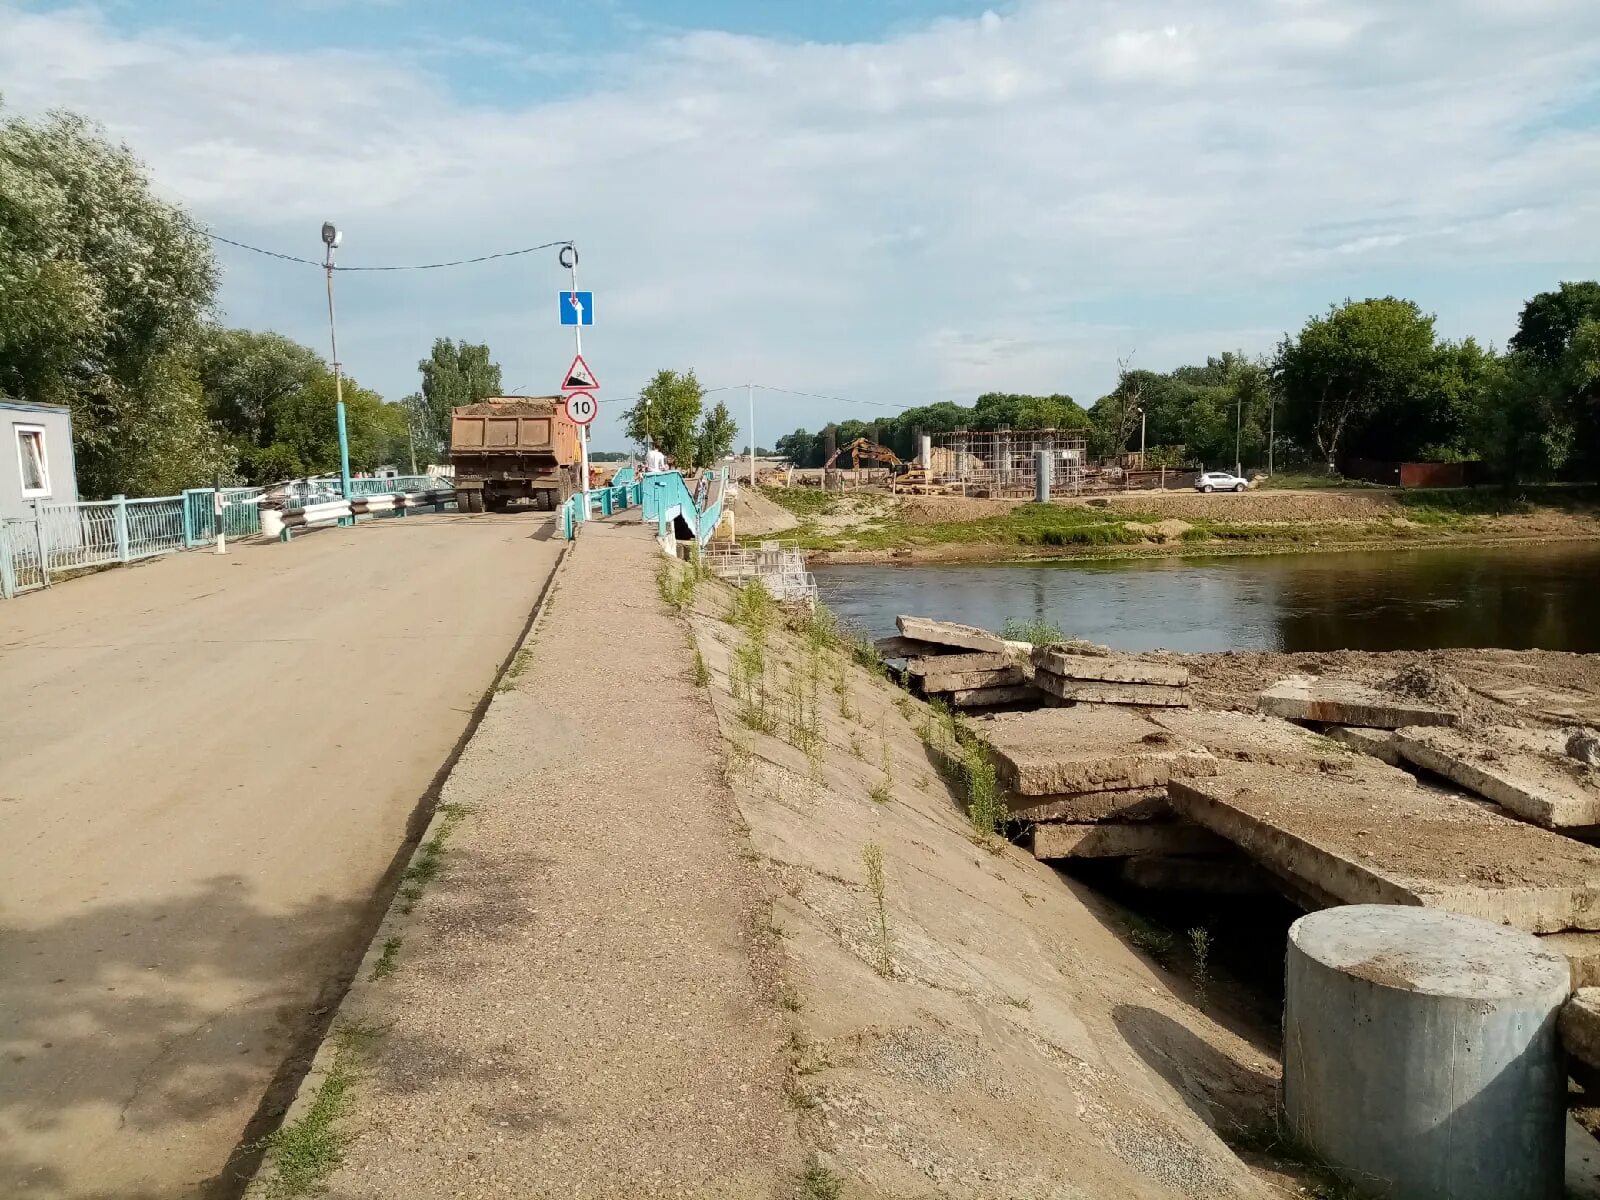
top-left (1284, 904), bottom-right (1570, 1200)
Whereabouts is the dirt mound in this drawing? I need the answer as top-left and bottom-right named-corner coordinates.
top-left (898, 494), bottom-right (1023, 524)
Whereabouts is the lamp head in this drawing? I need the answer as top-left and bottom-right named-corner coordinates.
top-left (321, 222), bottom-right (341, 248)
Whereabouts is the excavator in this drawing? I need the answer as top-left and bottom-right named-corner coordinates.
top-left (822, 437), bottom-right (928, 491)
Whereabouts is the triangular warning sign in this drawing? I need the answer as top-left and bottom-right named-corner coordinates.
top-left (562, 353), bottom-right (598, 392)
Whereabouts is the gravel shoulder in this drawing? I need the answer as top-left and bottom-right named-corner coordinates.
top-left (295, 521), bottom-right (797, 1198)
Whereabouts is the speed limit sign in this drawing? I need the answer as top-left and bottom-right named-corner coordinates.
top-left (563, 390), bottom-right (599, 426)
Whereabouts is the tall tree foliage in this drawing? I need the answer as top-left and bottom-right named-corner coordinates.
top-left (1274, 298), bottom-right (1440, 469)
top-left (0, 106), bottom-right (229, 495)
top-left (696, 399), bottom-right (739, 466)
top-left (414, 339), bottom-right (501, 460)
top-left (623, 369), bottom-right (703, 465)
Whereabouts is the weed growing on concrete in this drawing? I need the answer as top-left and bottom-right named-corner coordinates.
top-left (867, 717), bottom-right (894, 803)
top-left (776, 983), bottom-right (804, 1012)
top-left (962, 739), bottom-right (1004, 845)
top-left (1126, 914), bottom-right (1178, 966)
top-left (397, 883), bottom-right (424, 915)
top-left (784, 1077), bottom-right (819, 1113)
top-left (862, 843), bottom-right (893, 977)
top-left (370, 936), bottom-right (402, 980)
top-left (256, 1023), bottom-right (381, 1199)
top-left (692, 648), bottom-right (710, 687)
top-left (849, 734), bottom-right (864, 759)
top-left (728, 578), bottom-right (775, 636)
top-left (1004, 995), bottom-right (1033, 1010)
top-left (655, 560), bottom-right (698, 613)
top-left (731, 641), bottom-right (776, 734)
top-left (498, 647), bottom-right (535, 692)
top-left (403, 802), bottom-right (472, 897)
top-left (869, 782), bottom-right (893, 804)
top-left (833, 666), bottom-right (854, 720)
top-left (797, 1156), bottom-right (844, 1199)
top-left (1188, 926), bottom-right (1213, 1005)
top-left (846, 632), bottom-right (884, 677)
top-left (1001, 616), bottom-right (1065, 645)
top-left (798, 604), bottom-right (839, 653)
top-left (784, 664), bottom-right (823, 762)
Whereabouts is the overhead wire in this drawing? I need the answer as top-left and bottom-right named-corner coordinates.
top-left (198, 226), bottom-right (575, 272)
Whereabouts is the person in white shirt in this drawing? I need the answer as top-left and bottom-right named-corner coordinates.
top-left (644, 440), bottom-right (668, 474)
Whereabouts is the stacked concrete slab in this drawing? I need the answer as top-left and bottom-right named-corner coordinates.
top-left (1390, 724), bottom-right (1600, 834)
top-left (1258, 676), bottom-right (1458, 729)
top-left (1031, 643), bottom-right (1191, 708)
top-left (878, 616), bottom-right (1032, 710)
top-left (976, 707), bottom-right (1223, 864)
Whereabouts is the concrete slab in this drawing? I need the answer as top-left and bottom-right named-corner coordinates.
top-left (1560, 989), bottom-right (1600, 1076)
top-left (1032, 646), bottom-right (1189, 687)
top-left (1392, 725), bottom-right (1600, 831)
top-left (1542, 931), bottom-right (1600, 988)
top-left (1009, 786), bottom-right (1170, 824)
top-left (1149, 709), bottom-right (1383, 771)
top-left (1031, 821), bottom-right (1228, 860)
top-left (1034, 674), bottom-right (1190, 708)
top-left (1119, 853), bottom-right (1269, 894)
top-left (917, 666), bottom-right (1027, 693)
top-left (874, 634), bottom-right (949, 659)
top-left (948, 684), bottom-right (1037, 708)
top-left (1258, 676), bottom-right (1459, 730)
top-left (896, 615), bottom-right (1005, 654)
top-left (980, 707), bottom-right (1215, 796)
top-left (905, 651), bottom-right (1016, 677)
top-left (1326, 725), bottom-right (1402, 765)
top-left (1168, 761), bottom-right (1600, 933)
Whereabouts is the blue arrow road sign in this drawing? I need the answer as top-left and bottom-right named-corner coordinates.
top-left (560, 291), bottom-right (593, 326)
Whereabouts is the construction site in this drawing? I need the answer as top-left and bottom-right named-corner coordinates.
top-left (798, 428), bottom-right (1195, 497)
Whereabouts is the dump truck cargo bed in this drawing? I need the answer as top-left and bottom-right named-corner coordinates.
top-left (449, 397), bottom-right (581, 513)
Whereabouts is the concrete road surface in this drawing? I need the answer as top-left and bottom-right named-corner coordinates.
top-left (0, 513), bottom-right (563, 1199)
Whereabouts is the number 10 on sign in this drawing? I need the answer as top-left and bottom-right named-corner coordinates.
top-left (564, 391), bottom-right (599, 426)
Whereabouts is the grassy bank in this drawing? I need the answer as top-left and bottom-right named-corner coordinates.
top-left (760, 485), bottom-right (1600, 563)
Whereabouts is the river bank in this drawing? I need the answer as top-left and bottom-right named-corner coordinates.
top-left (731, 484), bottom-right (1600, 566)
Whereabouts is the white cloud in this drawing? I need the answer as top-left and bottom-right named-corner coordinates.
top-left (2, 0), bottom-right (1598, 446)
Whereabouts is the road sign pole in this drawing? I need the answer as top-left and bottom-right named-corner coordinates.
top-left (568, 256), bottom-right (590, 522)
top-left (748, 382), bottom-right (755, 488)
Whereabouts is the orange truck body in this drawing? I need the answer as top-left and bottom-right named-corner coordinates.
top-left (449, 396), bottom-right (580, 512)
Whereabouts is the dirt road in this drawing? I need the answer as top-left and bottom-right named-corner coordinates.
top-left (0, 513), bottom-right (563, 1199)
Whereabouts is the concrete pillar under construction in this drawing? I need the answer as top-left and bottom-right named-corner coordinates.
top-left (1284, 904), bottom-right (1570, 1200)
top-left (1035, 450), bottom-right (1051, 503)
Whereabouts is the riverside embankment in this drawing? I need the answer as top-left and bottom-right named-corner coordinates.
top-left (731, 484), bottom-right (1600, 566)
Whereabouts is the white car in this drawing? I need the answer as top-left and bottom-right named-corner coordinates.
top-left (1195, 470), bottom-right (1249, 493)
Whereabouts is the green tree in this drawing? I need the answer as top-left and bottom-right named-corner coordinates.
top-left (696, 399), bottom-right (738, 467)
top-left (1274, 298), bottom-right (1439, 470)
top-left (623, 369), bottom-right (703, 465)
top-left (196, 327), bottom-right (324, 453)
top-left (775, 428), bottom-right (821, 467)
top-left (1509, 282), bottom-right (1600, 365)
top-left (415, 339), bottom-right (501, 460)
top-left (0, 106), bottom-right (225, 495)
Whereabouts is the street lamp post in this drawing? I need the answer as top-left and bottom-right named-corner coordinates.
top-left (1235, 389), bottom-right (1243, 479)
top-left (1139, 406), bottom-right (1147, 466)
top-left (321, 223), bottom-right (353, 521)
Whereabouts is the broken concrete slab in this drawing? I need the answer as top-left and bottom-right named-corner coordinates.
top-left (1325, 725), bottom-right (1402, 765)
top-left (1149, 709), bottom-right (1381, 771)
top-left (896, 615), bottom-right (1004, 654)
top-left (981, 707), bottom-right (1215, 796)
top-left (1560, 990), bottom-right (1600, 1078)
top-left (1542, 931), bottom-right (1600, 989)
top-left (1258, 676), bottom-right (1459, 730)
top-left (1119, 853), bottom-right (1269, 895)
top-left (1008, 786), bottom-right (1170, 824)
top-left (1033, 674), bottom-right (1190, 707)
top-left (874, 634), bottom-right (951, 660)
top-left (905, 651), bottom-right (1017, 677)
top-left (1168, 760), bottom-right (1600, 933)
top-left (1031, 821), bottom-right (1228, 860)
top-left (1032, 646), bottom-right (1189, 687)
top-left (916, 667), bottom-right (1027, 694)
top-left (947, 684), bottom-right (1037, 708)
top-left (1391, 725), bottom-right (1600, 831)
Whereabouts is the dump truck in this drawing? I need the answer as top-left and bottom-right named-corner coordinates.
top-left (449, 396), bottom-right (581, 514)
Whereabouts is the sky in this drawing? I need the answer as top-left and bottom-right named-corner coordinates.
top-left (3, 0), bottom-right (1598, 452)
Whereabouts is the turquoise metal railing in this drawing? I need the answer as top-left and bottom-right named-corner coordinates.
top-left (558, 478), bottom-right (645, 541)
top-left (633, 468), bottom-right (727, 545)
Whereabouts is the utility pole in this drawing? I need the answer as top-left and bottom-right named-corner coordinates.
top-left (1268, 392), bottom-right (1276, 475)
top-left (560, 244), bottom-right (590, 520)
top-left (748, 382), bottom-right (756, 488)
top-left (322, 222), bottom-right (352, 524)
top-left (1235, 390), bottom-right (1243, 478)
top-left (1139, 407), bottom-right (1146, 468)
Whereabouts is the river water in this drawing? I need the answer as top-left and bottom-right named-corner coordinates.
top-left (813, 543), bottom-right (1600, 654)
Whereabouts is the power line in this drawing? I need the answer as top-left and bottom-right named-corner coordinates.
top-left (200, 227), bottom-right (575, 272)
top-left (750, 384), bottom-right (915, 411)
